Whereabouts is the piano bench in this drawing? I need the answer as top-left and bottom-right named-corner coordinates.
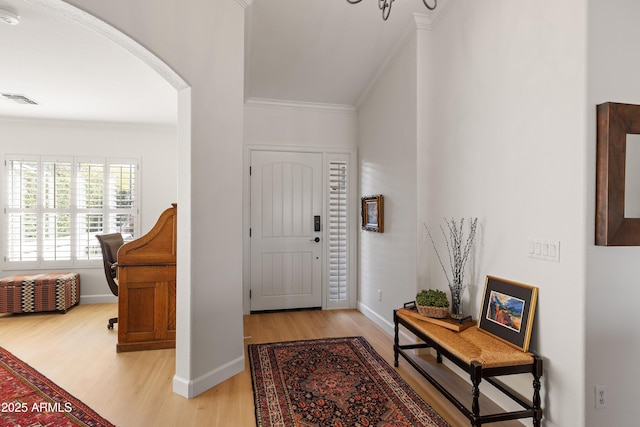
top-left (0, 273), bottom-right (80, 314)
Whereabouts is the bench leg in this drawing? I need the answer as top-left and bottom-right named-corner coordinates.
top-left (533, 355), bottom-right (543, 427)
top-left (471, 361), bottom-right (482, 427)
top-left (393, 312), bottom-right (399, 367)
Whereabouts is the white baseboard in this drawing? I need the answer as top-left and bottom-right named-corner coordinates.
top-left (80, 294), bottom-right (117, 304)
top-left (357, 302), bottom-right (394, 335)
top-left (357, 302), bottom-right (415, 344)
top-left (173, 354), bottom-right (245, 398)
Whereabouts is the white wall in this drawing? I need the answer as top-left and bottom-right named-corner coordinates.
top-left (0, 118), bottom-right (177, 301)
top-left (244, 100), bottom-right (357, 149)
top-left (586, 1), bottom-right (640, 426)
top-left (358, 35), bottom-right (417, 332)
top-left (62, 0), bottom-right (246, 398)
top-left (424, 2), bottom-right (587, 426)
top-left (359, 1), bottom-right (588, 426)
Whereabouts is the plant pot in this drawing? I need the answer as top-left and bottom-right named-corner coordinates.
top-left (417, 305), bottom-right (449, 319)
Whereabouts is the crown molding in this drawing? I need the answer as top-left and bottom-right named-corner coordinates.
top-left (245, 97), bottom-right (356, 114)
top-left (414, 0), bottom-right (456, 29)
top-left (427, 0), bottom-right (456, 28)
top-left (0, 115), bottom-right (176, 130)
top-left (355, 0), bottom-right (455, 109)
top-left (414, 13), bottom-right (432, 30)
top-left (236, 0), bottom-right (253, 9)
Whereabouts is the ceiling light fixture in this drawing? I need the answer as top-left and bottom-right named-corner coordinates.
top-left (0, 7), bottom-right (19, 25)
top-left (346, 0), bottom-right (436, 21)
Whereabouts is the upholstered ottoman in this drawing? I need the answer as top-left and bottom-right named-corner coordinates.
top-left (0, 273), bottom-right (80, 314)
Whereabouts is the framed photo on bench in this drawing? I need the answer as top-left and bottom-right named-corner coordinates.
top-left (478, 276), bottom-right (538, 352)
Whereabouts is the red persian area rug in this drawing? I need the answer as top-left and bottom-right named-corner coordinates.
top-left (0, 346), bottom-right (114, 427)
top-left (248, 336), bottom-right (450, 427)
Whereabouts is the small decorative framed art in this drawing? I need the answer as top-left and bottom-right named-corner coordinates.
top-left (478, 276), bottom-right (538, 352)
top-left (361, 194), bottom-right (384, 233)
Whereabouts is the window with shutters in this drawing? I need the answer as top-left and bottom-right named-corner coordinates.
top-left (327, 157), bottom-right (349, 307)
top-left (4, 155), bottom-right (138, 268)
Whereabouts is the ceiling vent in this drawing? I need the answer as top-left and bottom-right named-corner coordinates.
top-left (2, 93), bottom-right (38, 105)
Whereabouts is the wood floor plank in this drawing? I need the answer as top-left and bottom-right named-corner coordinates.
top-left (0, 304), bottom-right (525, 427)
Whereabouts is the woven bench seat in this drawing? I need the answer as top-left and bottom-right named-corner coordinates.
top-left (0, 273), bottom-right (80, 314)
top-left (394, 307), bottom-right (543, 427)
top-left (396, 309), bottom-right (534, 369)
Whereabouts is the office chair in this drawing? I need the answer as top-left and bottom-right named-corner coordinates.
top-left (96, 233), bottom-right (124, 330)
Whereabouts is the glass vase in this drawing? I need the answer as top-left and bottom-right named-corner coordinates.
top-left (449, 286), bottom-right (464, 320)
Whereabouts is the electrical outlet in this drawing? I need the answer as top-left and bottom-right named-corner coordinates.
top-left (377, 289), bottom-right (382, 302)
top-left (595, 385), bottom-right (607, 409)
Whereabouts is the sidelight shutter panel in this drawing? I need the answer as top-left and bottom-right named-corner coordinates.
top-left (328, 160), bottom-right (348, 303)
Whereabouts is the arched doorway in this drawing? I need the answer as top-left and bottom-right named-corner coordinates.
top-left (16, 0), bottom-right (192, 396)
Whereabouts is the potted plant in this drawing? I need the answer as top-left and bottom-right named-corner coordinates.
top-left (415, 289), bottom-right (449, 318)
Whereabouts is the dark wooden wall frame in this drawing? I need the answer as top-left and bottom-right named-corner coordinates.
top-left (596, 102), bottom-right (640, 245)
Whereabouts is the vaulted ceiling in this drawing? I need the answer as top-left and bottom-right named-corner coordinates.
top-left (0, 0), bottom-right (446, 125)
top-left (246, 0), bottom-right (440, 107)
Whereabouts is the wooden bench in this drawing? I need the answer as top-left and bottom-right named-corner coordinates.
top-left (394, 307), bottom-right (543, 427)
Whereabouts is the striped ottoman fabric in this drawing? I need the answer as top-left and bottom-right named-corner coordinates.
top-left (0, 273), bottom-right (80, 314)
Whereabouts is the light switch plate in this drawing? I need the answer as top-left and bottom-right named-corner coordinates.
top-left (528, 238), bottom-right (560, 262)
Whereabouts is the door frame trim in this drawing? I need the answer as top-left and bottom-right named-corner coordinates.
top-left (243, 145), bottom-right (358, 315)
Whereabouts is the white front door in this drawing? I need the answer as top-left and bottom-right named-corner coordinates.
top-left (250, 151), bottom-right (323, 311)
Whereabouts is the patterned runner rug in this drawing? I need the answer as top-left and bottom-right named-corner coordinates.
top-left (248, 336), bottom-right (450, 427)
top-left (0, 346), bottom-right (114, 427)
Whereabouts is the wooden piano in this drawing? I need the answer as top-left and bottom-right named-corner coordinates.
top-left (116, 204), bottom-right (176, 352)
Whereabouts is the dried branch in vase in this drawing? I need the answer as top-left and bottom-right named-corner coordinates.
top-left (424, 217), bottom-right (478, 293)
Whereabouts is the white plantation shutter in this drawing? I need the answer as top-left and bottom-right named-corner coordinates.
top-left (4, 155), bottom-right (138, 267)
top-left (43, 160), bottom-right (72, 261)
top-left (6, 157), bottom-right (39, 264)
top-left (76, 160), bottom-right (105, 261)
top-left (108, 162), bottom-right (137, 238)
top-left (328, 160), bottom-right (348, 304)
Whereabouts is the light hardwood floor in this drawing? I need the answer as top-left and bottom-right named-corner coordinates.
top-left (0, 303), bottom-right (525, 427)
